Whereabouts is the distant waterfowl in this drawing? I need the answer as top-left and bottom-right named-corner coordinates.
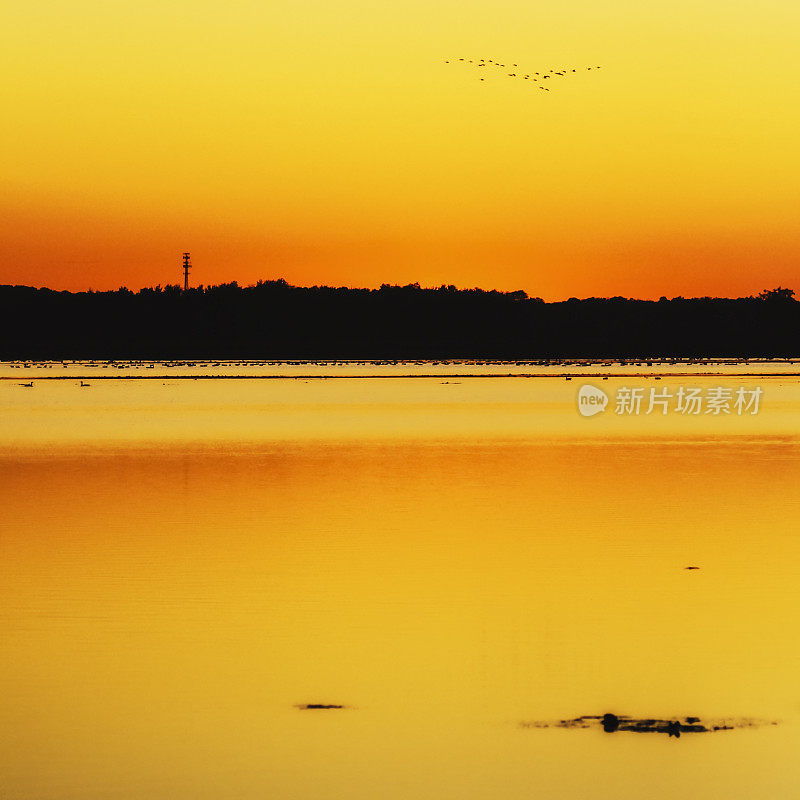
top-left (79, 381), bottom-right (90, 387)
top-left (19, 381), bottom-right (33, 387)
top-left (602, 713), bottom-right (620, 732)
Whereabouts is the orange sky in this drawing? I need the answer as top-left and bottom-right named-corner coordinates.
top-left (2, 0), bottom-right (799, 299)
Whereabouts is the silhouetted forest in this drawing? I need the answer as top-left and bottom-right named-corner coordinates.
top-left (1, 281), bottom-right (797, 359)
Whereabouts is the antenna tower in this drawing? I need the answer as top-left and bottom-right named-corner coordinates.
top-left (182, 252), bottom-right (191, 291)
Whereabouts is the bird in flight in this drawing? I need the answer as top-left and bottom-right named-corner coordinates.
top-left (444, 57), bottom-right (603, 94)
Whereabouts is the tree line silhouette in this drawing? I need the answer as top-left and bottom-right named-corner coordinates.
top-left (1, 280), bottom-right (797, 359)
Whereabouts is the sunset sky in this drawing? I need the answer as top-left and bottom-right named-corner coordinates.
top-left (3, 0), bottom-right (799, 299)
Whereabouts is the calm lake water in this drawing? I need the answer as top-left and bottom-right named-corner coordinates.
top-left (2, 361), bottom-right (800, 798)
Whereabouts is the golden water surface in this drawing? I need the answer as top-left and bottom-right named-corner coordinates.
top-left (2, 363), bottom-right (800, 798)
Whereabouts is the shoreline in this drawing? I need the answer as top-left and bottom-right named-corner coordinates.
top-left (2, 371), bottom-right (800, 381)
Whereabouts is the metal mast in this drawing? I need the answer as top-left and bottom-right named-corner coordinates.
top-left (182, 252), bottom-right (191, 291)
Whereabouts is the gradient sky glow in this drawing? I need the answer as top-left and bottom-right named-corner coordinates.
top-left (3, 0), bottom-right (799, 298)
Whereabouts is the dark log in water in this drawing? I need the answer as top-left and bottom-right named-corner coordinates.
top-left (520, 713), bottom-right (778, 738)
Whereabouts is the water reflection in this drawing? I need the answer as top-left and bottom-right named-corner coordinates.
top-left (1, 371), bottom-right (799, 798)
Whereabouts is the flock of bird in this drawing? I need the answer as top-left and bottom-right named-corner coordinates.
top-left (444, 57), bottom-right (601, 91)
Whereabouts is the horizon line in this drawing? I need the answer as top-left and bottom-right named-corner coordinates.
top-left (2, 280), bottom-right (796, 305)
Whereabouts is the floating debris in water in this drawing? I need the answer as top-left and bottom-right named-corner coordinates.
top-left (520, 713), bottom-right (778, 738)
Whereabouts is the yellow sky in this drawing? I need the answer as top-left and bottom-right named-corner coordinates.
top-left (2, 0), bottom-right (799, 297)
